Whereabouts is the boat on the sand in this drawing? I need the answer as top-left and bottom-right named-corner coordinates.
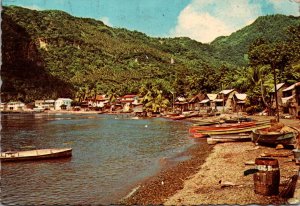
top-left (191, 122), bottom-right (271, 138)
top-left (207, 134), bottom-right (251, 144)
top-left (0, 148), bottom-right (72, 162)
top-left (189, 121), bottom-right (260, 134)
top-left (251, 129), bottom-right (296, 146)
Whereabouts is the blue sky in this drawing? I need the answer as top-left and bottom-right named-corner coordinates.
top-left (2, 0), bottom-right (300, 43)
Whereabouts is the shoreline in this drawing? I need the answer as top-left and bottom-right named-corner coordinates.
top-left (121, 116), bottom-right (300, 205)
top-left (121, 139), bottom-right (213, 205)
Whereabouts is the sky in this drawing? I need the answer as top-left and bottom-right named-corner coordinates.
top-left (2, 0), bottom-right (300, 43)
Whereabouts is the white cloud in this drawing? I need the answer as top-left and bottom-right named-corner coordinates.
top-left (267, 0), bottom-right (299, 16)
top-left (99, 17), bottom-right (113, 27)
top-left (170, 0), bottom-right (263, 43)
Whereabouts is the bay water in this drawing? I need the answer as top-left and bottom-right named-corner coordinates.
top-left (1, 113), bottom-right (194, 205)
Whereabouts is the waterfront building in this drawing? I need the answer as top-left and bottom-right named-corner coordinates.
top-left (55, 98), bottom-right (72, 110)
top-left (34, 100), bottom-right (55, 110)
top-left (3, 101), bottom-right (25, 111)
top-left (120, 94), bottom-right (139, 112)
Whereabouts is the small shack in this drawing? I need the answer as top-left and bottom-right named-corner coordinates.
top-left (281, 82), bottom-right (300, 117)
top-left (188, 93), bottom-right (205, 111)
top-left (269, 83), bottom-right (287, 114)
top-left (199, 94), bottom-right (217, 113)
top-left (174, 97), bottom-right (188, 113)
top-left (215, 89), bottom-right (237, 112)
top-left (233, 93), bottom-right (247, 112)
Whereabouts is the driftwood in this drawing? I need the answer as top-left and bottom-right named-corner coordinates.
top-left (260, 151), bottom-right (293, 157)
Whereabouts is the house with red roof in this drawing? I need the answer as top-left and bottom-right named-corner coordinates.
top-left (87, 95), bottom-right (109, 110)
top-left (120, 94), bottom-right (140, 112)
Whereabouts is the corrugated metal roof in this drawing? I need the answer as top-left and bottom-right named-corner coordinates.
top-left (271, 83), bottom-right (285, 92)
top-left (56, 98), bottom-right (72, 101)
top-left (235, 93), bottom-right (247, 101)
top-left (207, 94), bottom-right (217, 100)
top-left (282, 82), bottom-right (300, 92)
top-left (219, 89), bottom-right (234, 95)
top-left (200, 99), bottom-right (210, 103)
top-left (176, 97), bottom-right (186, 102)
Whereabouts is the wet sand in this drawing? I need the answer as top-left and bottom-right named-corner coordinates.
top-left (121, 139), bottom-right (213, 205)
top-left (121, 116), bottom-right (300, 205)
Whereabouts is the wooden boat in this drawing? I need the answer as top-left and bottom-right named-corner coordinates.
top-left (192, 122), bottom-right (270, 135)
top-left (207, 135), bottom-right (251, 144)
top-left (189, 121), bottom-right (258, 134)
top-left (0, 148), bottom-right (72, 162)
top-left (191, 124), bottom-right (271, 138)
top-left (224, 117), bottom-right (252, 123)
top-left (192, 121), bottom-right (219, 126)
top-left (169, 113), bottom-right (200, 120)
top-left (251, 129), bottom-right (296, 146)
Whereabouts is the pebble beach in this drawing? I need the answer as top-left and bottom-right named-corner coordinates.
top-left (122, 116), bottom-right (300, 205)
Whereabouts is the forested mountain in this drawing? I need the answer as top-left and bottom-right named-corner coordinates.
top-left (1, 6), bottom-right (299, 104)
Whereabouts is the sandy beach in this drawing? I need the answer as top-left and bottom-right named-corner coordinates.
top-left (122, 116), bottom-right (300, 205)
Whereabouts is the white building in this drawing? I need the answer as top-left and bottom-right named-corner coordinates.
top-left (35, 100), bottom-right (55, 110)
top-left (55, 98), bottom-right (72, 110)
top-left (5, 102), bottom-right (25, 111)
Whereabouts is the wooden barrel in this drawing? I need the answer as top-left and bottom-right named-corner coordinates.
top-left (253, 157), bottom-right (280, 196)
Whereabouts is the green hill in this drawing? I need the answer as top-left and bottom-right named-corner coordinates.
top-left (1, 6), bottom-right (299, 103)
top-left (211, 14), bottom-right (300, 66)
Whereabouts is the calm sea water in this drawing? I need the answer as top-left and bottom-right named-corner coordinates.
top-left (1, 113), bottom-right (194, 205)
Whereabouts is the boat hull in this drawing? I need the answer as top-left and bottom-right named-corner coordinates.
top-left (0, 148), bottom-right (72, 162)
top-left (251, 130), bottom-right (295, 146)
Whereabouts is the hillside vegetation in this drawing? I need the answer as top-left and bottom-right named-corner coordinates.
top-left (1, 6), bottom-right (299, 107)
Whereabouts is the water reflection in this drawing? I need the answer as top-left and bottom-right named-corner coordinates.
top-left (1, 113), bottom-right (193, 205)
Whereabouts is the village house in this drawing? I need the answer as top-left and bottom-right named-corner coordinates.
top-left (214, 89), bottom-right (237, 112)
top-left (199, 94), bottom-right (218, 113)
top-left (1, 101), bottom-right (26, 111)
top-left (232, 93), bottom-right (247, 112)
top-left (120, 94), bottom-right (139, 112)
top-left (34, 100), bottom-right (55, 110)
top-left (188, 93), bottom-right (205, 111)
top-left (269, 83), bottom-right (287, 114)
top-left (55, 98), bottom-right (72, 110)
top-left (174, 97), bottom-right (188, 113)
top-left (87, 95), bottom-right (109, 110)
top-left (281, 82), bottom-right (300, 117)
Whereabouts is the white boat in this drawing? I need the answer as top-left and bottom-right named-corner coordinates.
top-left (0, 148), bottom-right (72, 162)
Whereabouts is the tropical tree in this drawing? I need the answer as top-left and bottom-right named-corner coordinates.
top-left (139, 81), bottom-right (170, 112)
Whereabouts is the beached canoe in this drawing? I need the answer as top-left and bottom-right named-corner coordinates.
top-left (251, 129), bottom-right (296, 146)
top-left (207, 135), bottom-right (251, 144)
top-left (0, 148), bottom-right (72, 162)
top-left (192, 123), bottom-right (271, 136)
top-left (189, 121), bottom-right (259, 134)
top-left (192, 121), bottom-right (219, 126)
top-left (169, 113), bottom-right (200, 120)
